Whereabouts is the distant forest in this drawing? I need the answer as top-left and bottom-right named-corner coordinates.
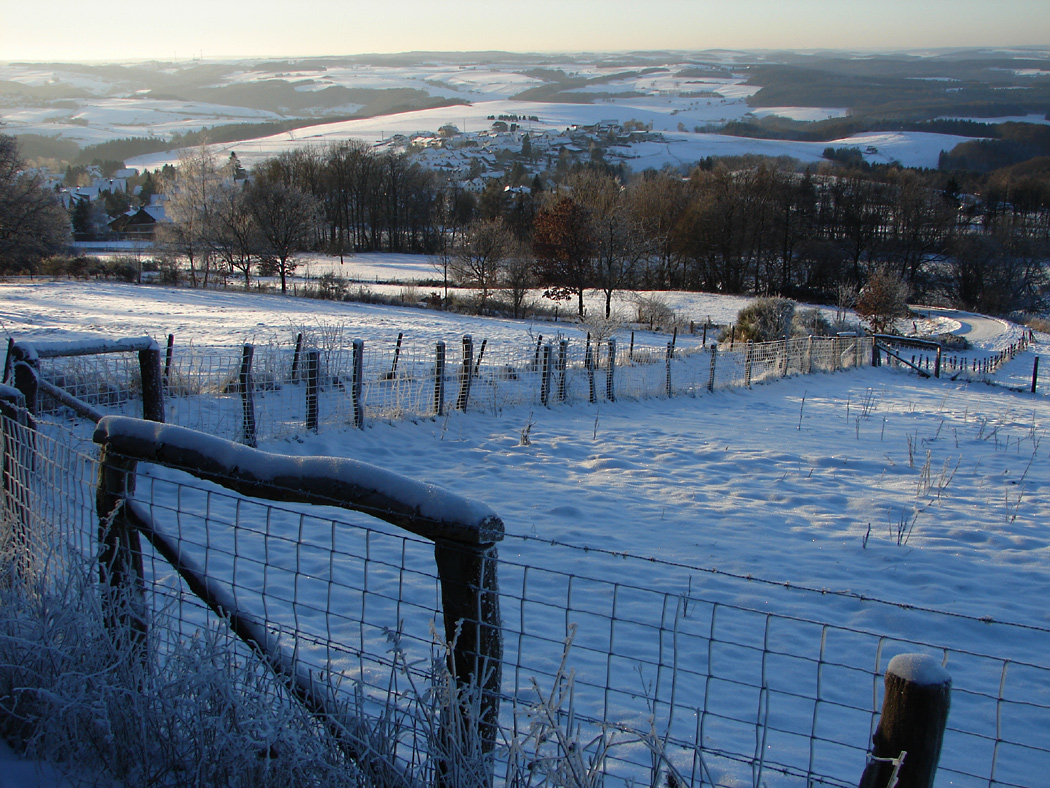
top-left (138, 142), bottom-right (1050, 318)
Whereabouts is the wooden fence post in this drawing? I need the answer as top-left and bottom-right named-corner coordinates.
top-left (606, 339), bottom-right (616, 402)
top-left (474, 338), bottom-right (487, 379)
top-left (557, 339), bottom-right (568, 403)
top-left (96, 446), bottom-right (148, 668)
top-left (390, 332), bottom-right (403, 379)
top-left (138, 345), bottom-right (165, 423)
top-left (352, 339), bottom-right (364, 428)
top-left (10, 346), bottom-right (39, 418)
top-left (457, 335), bottom-right (473, 412)
top-left (290, 332), bottom-right (303, 383)
top-left (434, 341), bottom-right (446, 416)
top-left (744, 341), bottom-right (754, 388)
top-left (708, 344), bottom-right (718, 392)
top-left (2, 337), bottom-right (12, 384)
top-left (532, 334), bottom-right (543, 370)
top-left (305, 349), bottom-right (319, 431)
top-left (239, 344), bottom-right (257, 447)
top-left (1032, 356), bottom-right (1040, 394)
top-left (163, 333), bottom-right (174, 384)
top-left (860, 653), bottom-right (951, 788)
top-left (540, 344), bottom-right (552, 407)
top-left (433, 540), bottom-right (502, 783)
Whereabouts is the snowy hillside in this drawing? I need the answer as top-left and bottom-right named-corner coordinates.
top-left (1, 276), bottom-right (1048, 786)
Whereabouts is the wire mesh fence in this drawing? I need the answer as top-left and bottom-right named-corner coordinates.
top-left (13, 331), bottom-right (874, 445)
top-left (4, 409), bottom-right (1050, 787)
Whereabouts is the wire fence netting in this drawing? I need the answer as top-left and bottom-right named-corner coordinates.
top-left (24, 332), bottom-right (874, 444)
top-left (4, 408), bottom-right (1050, 787)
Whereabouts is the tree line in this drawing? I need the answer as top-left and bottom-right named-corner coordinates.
top-left (3, 129), bottom-right (1048, 318)
top-left (110, 143), bottom-right (1050, 317)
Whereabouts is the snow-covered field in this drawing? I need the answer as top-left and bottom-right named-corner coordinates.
top-left (2, 272), bottom-right (1048, 786)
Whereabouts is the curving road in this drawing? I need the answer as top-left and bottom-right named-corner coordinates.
top-left (914, 306), bottom-right (1021, 353)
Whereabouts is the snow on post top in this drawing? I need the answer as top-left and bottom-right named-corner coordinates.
top-left (886, 653), bottom-right (952, 686)
top-left (93, 415), bottom-right (503, 546)
top-left (13, 335), bottom-right (158, 361)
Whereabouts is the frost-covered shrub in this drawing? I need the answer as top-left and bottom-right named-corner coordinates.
top-left (791, 308), bottom-right (835, 337)
top-left (632, 293), bottom-right (677, 330)
top-left (732, 297), bottom-right (796, 343)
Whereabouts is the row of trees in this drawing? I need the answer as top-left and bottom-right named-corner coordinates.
top-left (9, 122), bottom-right (1043, 318)
top-left (159, 149), bottom-right (321, 292)
top-left (158, 142), bottom-right (1050, 317)
top-left (451, 161), bottom-right (1050, 318)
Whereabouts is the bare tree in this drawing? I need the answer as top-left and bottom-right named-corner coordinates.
top-left (569, 170), bottom-right (647, 319)
top-left (501, 245), bottom-right (537, 319)
top-left (246, 175), bottom-right (320, 294)
top-left (449, 218), bottom-right (512, 312)
top-left (208, 182), bottom-right (259, 290)
top-left (158, 144), bottom-right (224, 287)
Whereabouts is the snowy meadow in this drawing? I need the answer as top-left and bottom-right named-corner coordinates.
top-left (2, 269), bottom-right (1049, 787)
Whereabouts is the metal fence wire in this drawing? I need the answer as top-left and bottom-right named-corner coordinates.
top-left (18, 332), bottom-right (874, 444)
top-left (3, 405), bottom-right (1050, 787)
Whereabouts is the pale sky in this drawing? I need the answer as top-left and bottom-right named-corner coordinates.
top-left (1, 0), bottom-right (1048, 62)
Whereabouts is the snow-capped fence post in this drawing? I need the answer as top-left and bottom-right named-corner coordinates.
top-left (10, 344), bottom-right (39, 418)
top-left (708, 344), bottom-right (718, 392)
top-left (96, 445), bottom-right (148, 669)
top-left (540, 344), bottom-right (552, 407)
top-left (0, 384), bottom-right (31, 583)
top-left (860, 653), bottom-right (951, 788)
top-left (606, 339), bottom-right (616, 402)
top-left (585, 339), bottom-right (596, 404)
top-left (290, 332), bottom-right (304, 382)
top-left (434, 341), bottom-right (446, 416)
top-left (665, 342), bottom-right (673, 397)
top-left (1032, 356), bottom-right (1040, 394)
top-left (806, 336), bottom-right (814, 374)
top-left (456, 335), bottom-right (473, 412)
top-left (744, 341), bottom-right (754, 388)
top-left (532, 334), bottom-right (543, 370)
top-left (138, 344), bottom-right (165, 423)
top-left (351, 339), bottom-right (364, 428)
top-left (239, 344), bottom-right (257, 448)
top-left (934, 345), bottom-right (942, 378)
top-left (305, 349), bottom-right (319, 431)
